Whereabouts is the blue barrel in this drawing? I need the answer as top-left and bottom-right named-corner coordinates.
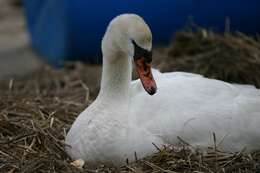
top-left (23, 0), bottom-right (260, 66)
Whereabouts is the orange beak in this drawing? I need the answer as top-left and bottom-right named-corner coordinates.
top-left (134, 57), bottom-right (157, 95)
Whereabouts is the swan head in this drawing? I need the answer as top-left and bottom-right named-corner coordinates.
top-left (102, 14), bottom-right (157, 95)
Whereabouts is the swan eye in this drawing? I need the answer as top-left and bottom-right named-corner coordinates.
top-left (132, 40), bottom-right (152, 63)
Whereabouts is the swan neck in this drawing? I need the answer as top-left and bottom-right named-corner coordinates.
top-left (98, 53), bottom-right (132, 102)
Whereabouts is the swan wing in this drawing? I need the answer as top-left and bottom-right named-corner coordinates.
top-left (130, 71), bottom-right (260, 151)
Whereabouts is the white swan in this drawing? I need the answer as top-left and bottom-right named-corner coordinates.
top-left (66, 14), bottom-right (260, 166)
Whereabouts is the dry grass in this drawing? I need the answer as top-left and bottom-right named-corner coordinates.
top-left (1, 31), bottom-right (260, 172)
top-left (153, 29), bottom-right (260, 88)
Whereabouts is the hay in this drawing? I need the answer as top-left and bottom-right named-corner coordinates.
top-left (153, 30), bottom-right (260, 88)
top-left (1, 31), bottom-right (260, 172)
top-left (0, 65), bottom-right (88, 173)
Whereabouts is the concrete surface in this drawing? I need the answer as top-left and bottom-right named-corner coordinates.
top-left (0, 0), bottom-right (43, 80)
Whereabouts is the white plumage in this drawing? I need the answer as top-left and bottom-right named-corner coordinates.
top-left (65, 14), bottom-right (260, 166)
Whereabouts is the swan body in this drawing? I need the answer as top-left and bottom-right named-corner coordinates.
top-left (66, 14), bottom-right (260, 166)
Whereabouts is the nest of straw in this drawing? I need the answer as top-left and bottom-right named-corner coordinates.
top-left (1, 31), bottom-right (260, 173)
top-left (153, 30), bottom-right (260, 88)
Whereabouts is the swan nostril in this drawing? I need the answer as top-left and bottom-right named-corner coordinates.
top-left (147, 86), bottom-right (157, 95)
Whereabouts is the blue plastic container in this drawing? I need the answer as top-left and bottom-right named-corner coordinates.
top-left (23, 0), bottom-right (260, 65)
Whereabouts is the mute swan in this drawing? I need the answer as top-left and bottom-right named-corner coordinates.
top-left (66, 14), bottom-right (260, 166)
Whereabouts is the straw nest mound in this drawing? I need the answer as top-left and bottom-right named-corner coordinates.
top-left (153, 30), bottom-right (260, 88)
top-left (1, 31), bottom-right (260, 173)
